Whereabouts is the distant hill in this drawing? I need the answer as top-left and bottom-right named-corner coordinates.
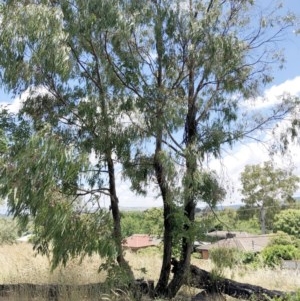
top-left (119, 203), bottom-right (243, 212)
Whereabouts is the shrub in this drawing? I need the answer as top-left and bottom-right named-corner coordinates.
top-left (269, 231), bottom-right (300, 248)
top-left (241, 251), bottom-right (257, 264)
top-left (210, 247), bottom-right (242, 276)
top-left (262, 244), bottom-right (300, 267)
top-left (285, 290), bottom-right (300, 301)
top-left (274, 209), bottom-right (300, 239)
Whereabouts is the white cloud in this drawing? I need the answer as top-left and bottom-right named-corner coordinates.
top-left (206, 76), bottom-right (300, 206)
top-left (0, 86), bottom-right (49, 113)
top-left (208, 140), bottom-right (300, 206)
top-left (0, 95), bottom-right (22, 113)
top-left (243, 76), bottom-right (300, 110)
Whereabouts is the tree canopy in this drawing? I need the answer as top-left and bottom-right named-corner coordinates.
top-left (0, 0), bottom-right (299, 297)
top-left (240, 161), bottom-right (299, 233)
top-left (274, 209), bottom-right (300, 238)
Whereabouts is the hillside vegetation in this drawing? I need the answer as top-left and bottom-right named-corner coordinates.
top-left (0, 242), bottom-right (300, 293)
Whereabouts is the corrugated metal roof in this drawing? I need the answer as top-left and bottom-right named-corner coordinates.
top-left (206, 231), bottom-right (251, 238)
top-left (197, 234), bottom-right (275, 253)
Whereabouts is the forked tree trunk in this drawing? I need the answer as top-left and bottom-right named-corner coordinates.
top-left (153, 7), bottom-right (174, 295)
top-left (167, 201), bottom-right (196, 297)
top-left (167, 21), bottom-right (199, 296)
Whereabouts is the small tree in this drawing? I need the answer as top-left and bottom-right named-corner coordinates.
top-left (240, 162), bottom-right (299, 234)
top-left (274, 209), bottom-right (300, 239)
top-left (210, 247), bottom-right (242, 277)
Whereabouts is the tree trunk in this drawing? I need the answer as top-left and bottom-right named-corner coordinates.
top-left (260, 206), bottom-right (266, 234)
top-left (167, 19), bottom-right (198, 296)
top-left (107, 155), bottom-right (134, 279)
top-left (167, 200), bottom-right (196, 297)
top-left (174, 260), bottom-right (292, 301)
top-left (153, 7), bottom-right (174, 295)
top-left (153, 139), bottom-right (174, 296)
top-left (154, 200), bottom-right (173, 296)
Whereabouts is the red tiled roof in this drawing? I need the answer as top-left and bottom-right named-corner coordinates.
top-left (122, 234), bottom-right (160, 249)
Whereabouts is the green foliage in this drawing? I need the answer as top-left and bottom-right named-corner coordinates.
top-left (0, 125), bottom-right (117, 269)
top-left (183, 170), bottom-right (226, 206)
top-left (261, 232), bottom-right (300, 267)
top-left (0, 0), bottom-right (297, 295)
top-left (103, 262), bottom-right (133, 290)
top-left (0, 217), bottom-right (18, 245)
top-left (35, 210), bottom-right (115, 270)
top-left (240, 251), bottom-right (257, 265)
top-left (240, 162), bottom-right (300, 232)
top-left (143, 208), bottom-right (164, 237)
top-left (274, 209), bottom-right (300, 238)
top-left (121, 211), bottom-right (145, 238)
top-left (0, 2), bottom-right (70, 91)
top-left (268, 232), bottom-right (300, 249)
top-left (262, 244), bottom-right (300, 267)
top-left (196, 207), bottom-right (260, 240)
top-left (121, 208), bottom-right (164, 238)
top-left (285, 290), bottom-right (300, 301)
top-left (210, 247), bottom-right (242, 276)
top-left (236, 205), bottom-right (257, 220)
top-left (137, 246), bottom-right (161, 257)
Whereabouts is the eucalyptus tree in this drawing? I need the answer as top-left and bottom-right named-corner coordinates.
top-left (240, 162), bottom-right (299, 234)
top-left (0, 0), bottom-right (135, 278)
top-left (0, 0), bottom-right (299, 298)
top-left (103, 0), bottom-right (299, 296)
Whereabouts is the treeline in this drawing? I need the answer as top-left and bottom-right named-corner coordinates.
top-left (121, 205), bottom-right (300, 241)
top-left (121, 207), bottom-right (259, 239)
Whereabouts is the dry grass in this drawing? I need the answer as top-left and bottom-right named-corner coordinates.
top-left (191, 256), bottom-right (300, 292)
top-left (0, 242), bottom-right (106, 285)
top-left (1, 242), bottom-right (300, 294)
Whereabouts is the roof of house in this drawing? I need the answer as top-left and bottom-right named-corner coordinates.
top-left (122, 234), bottom-right (161, 249)
top-left (197, 234), bottom-right (275, 253)
top-left (206, 231), bottom-right (251, 239)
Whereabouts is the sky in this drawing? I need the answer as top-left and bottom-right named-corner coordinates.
top-left (0, 1), bottom-right (300, 211)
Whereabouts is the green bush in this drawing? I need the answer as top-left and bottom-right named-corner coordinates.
top-left (262, 244), bottom-right (300, 267)
top-left (274, 209), bottom-right (300, 239)
top-left (210, 247), bottom-right (242, 276)
top-left (285, 290), bottom-right (300, 301)
top-left (269, 231), bottom-right (300, 248)
top-left (241, 251), bottom-right (257, 264)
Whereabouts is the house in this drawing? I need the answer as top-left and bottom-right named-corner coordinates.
top-left (197, 234), bottom-right (274, 259)
top-left (122, 234), bottom-right (161, 251)
top-left (193, 241), bottom-right (211, 252)
top-left (206, 231), bottom-right (251, 240)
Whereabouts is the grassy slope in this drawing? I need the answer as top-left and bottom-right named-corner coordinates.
top-left (0, 243), bottom-right (299, 292)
